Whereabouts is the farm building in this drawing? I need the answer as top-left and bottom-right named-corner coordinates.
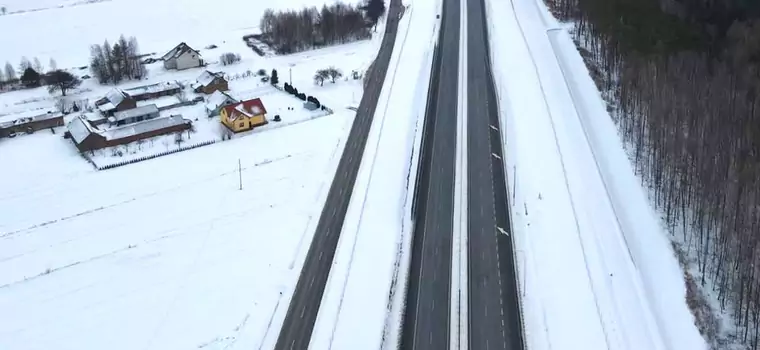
top-left (124, 81), bottom-right (182, 101)
top-left (205, 90), bottom-right (238, 117)
top-left (66, 114), bottom-right (191, 152)
top-left (220, 98), bottom-right (268, 133)
top-left (0, 111), bottom-right (64, 137)
top-left (108, 104), bottom-right (160, 127)
top-left (162, 43), bottom-right (203, 71)
top-left (191, 71), bottom-right (228, 94)
top-left (95, 89), bottom-right (137, 116)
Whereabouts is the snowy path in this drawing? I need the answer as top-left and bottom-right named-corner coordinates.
top-left (487, 0), bottom-right (705, 348)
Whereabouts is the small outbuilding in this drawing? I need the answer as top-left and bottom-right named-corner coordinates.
top-left (95, 89), bottom-right (137, 116)
top-left (108, 104), bottom-right (160, 127)
top-left (192, 71), bottom-right (228, 94)
top-left (66, 114), bottom-right (191, 152)
top-left (205, 90), bottom-right (238, 117)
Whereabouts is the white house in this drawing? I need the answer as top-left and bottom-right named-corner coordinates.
top-left (162, 42), bottom-right (203, 70)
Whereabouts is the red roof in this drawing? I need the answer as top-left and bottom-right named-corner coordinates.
top-left (222, 98), bottom-right (268, 120)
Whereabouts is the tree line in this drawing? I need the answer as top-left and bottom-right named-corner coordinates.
top-left (0, 57), bottom-right (57, 89)
top-left (548, 0), bottom-right (760, 348)
top-left (259, 0), bottom-right (384, 54)
top-left (89, 35), bottom-right (147, 85)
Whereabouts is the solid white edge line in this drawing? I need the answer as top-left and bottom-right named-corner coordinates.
top-left (460, 0), bottom-right (469, 349)
top-left (451, 0), bottom-right (464, 345)
top-left (455, 0), bottom-right (470, 348)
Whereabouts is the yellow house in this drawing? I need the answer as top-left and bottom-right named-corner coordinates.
top-left (220, 98), bottom-right (268, 132)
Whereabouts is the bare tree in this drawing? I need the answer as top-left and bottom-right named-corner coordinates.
top-left (314, 69), bottom-right (329, 86)
top-left (33, 57), bottom-right (43, 73)
top-left (18, 56), bottom-right (31, 74)
top-left (220, 52), bottom-right (241, 65)
top-left (4, 62), bottom-right (16, 81)
top-left (47, 70), bottom-right (81, 96)
top-left (260, 3), bottom-right (371, 54)
top-left (48, 58), bottom-right (57, 72)
top-left (326, 67), bottom-right (342, 83)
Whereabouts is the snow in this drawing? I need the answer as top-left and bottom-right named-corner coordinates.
top-left (123, 81), bottom-right (181, 97)
top-left (97, 102), bottom-right (116, 112)
top-left (0, 1), bottom-right (383, 348)
top-left (136, 95), bottom-right (180, 109)
top-left (485, 0), bottom-right (706, 349)
top-left (0, 0), bottom-right (367, 70)
top-left (306, 0), bottom-right (440, 349)
top-left (192, 71), bottom-right (222, 89)
top-left (102, 114), bottom-right (188, 140)
top-left (205, 91), bottom-right (237, 113)
top-left (110, 103), bottom-right (159, 123)
top-left (0, 111), bottom-right (355, 350)
top-left (103, 88), bottom-right (127, 106)
top-left (66, 115), bottom-right (96, 143)
top-left (85, 89), bottom-right (335, 168)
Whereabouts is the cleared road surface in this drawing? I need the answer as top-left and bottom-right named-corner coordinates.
top-left (401, 0), bottom-right (460, 347)
top-left (274, 0), bottom-right (405, 348)
top-left (466, 0), bottom-right (525, 347)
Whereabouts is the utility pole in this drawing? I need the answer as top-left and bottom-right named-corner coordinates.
top-left (289, 63), bottom-right (295, 85)
top-left (238, 159), bottom-right (243, 190)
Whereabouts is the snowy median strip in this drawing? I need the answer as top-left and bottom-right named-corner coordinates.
top-left (307, 1), bottom-right (440, 348)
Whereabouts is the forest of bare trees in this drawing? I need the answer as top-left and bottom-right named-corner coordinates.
top-left (259, 2), bottom-right (372, 54)
top-left (89, 35), bottom-right (146, 85)
top-left (547, 0), bottom-right (760, 348)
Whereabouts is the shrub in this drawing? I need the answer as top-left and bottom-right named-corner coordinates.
top-left (220, 52), bottom-right (241, 66)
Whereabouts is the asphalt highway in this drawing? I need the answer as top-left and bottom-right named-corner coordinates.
top-left (273, 0), bottom-right (405, 348)
top-left (466, 0), bottom-right (525, 347)
top-left (400, 0), bottom-right (460, 347)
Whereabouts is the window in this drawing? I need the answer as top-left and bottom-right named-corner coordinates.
top-left (239, 122), bottom-right (246, 128)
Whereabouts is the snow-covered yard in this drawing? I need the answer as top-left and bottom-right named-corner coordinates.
top-left (83, 88), bottom-right (334, 168)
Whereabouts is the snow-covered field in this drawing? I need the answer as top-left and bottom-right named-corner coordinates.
top-left (0, 0), bottom-right (364, 69)
top-left (0, 0), bottom-right (383, 348)
top-left (486, 0), bottom-right (706, 348)
top-left (0, 111), bottom-right (354, 350)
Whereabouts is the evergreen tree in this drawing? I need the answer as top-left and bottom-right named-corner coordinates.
top-left (271, 69), bottom-right (279, 85)
top-left (362, 0), bottom-right (386, 28)
top-left (20, 67), bottom-right (41, 88)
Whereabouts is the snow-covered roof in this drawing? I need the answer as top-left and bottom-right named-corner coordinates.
top-left (102, 115), bottom-right (189, 140)
top-left (162, 42), bottom-right (200, 61)
top-left (205, 91), bottom-right (237, 111)
top-left (222, 98), bottom-right (267, 121)
top-left (66, 115), bottom-right (97, 144)
top-left (193, 71), bottom-right (224, 88)
top-left (124, 81), bottom-right (181, 96)
top-left (0, 110), bottom-right (63, 128)
top-left (104, 89), bottom-right (128, 106)
top-left (97, 102), bottom-right (116, 112)
top-left (110, 104), bottom-right (159, 122)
